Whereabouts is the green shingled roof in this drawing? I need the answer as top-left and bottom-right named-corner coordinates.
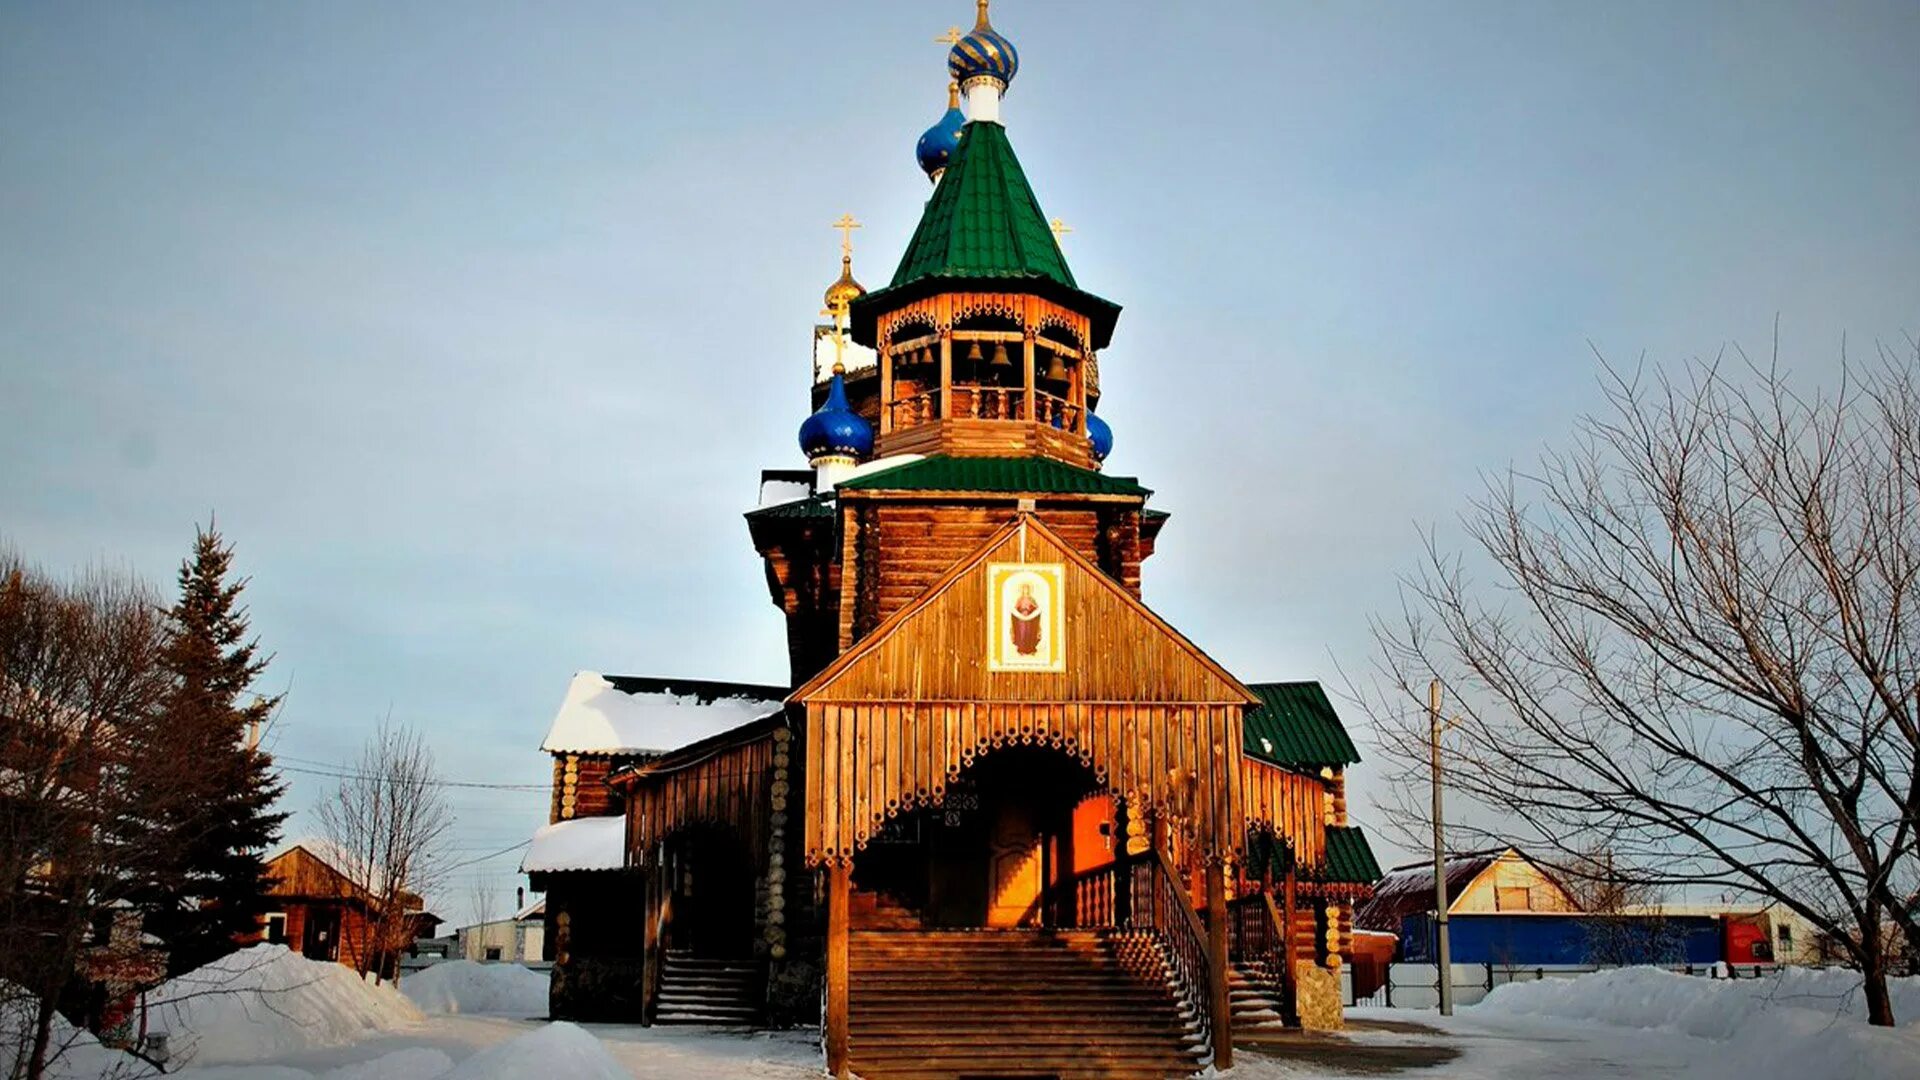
top-left (1243, 682), bottom-right (1362, 770)
top-left (890, 122), bottom-right (1076, 290)
top-left (1312, 826), bottom-right (1383, 885)
top-left (836, 455), bottom-right (1150, 498)
top-left (849, 123), bottom-right (1122, 348)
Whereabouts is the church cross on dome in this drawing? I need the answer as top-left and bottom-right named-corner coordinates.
top-left (831, 213), bottom-right (862, 261)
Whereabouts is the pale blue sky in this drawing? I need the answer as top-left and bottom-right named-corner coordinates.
top-left (3, 2), bottom-right (1916, 920)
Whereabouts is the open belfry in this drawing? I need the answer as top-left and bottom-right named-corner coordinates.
top-left (522, 4), bottom-right (1379, 1076)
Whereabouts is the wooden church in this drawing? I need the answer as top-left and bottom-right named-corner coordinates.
top-left (522, 5), bottom-right (1379, 1076)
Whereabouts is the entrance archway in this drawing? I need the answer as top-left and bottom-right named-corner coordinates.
top-left (850, 747), bottom-right (1118, 929)
top-left (658, 824), bottom-right (756, 959)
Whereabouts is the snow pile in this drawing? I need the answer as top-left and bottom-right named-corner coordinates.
top-left (540, 672), bottom-right (780, 755)
top-left (1476, 966), bottom-right (1920, 1080)
top-left (522, 816), bottom-right (626, 873)
top-left (148, 944), bottom-right (422, 1065)
top-left (443, 1022), bottom-right (628, 1080)
top-left (401, 962), bottom-right (548, 1017)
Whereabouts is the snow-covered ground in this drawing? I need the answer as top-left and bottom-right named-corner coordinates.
top-left (12, 952), bottom-right (1920, 1079)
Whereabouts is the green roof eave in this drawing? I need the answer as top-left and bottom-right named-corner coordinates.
top-left (849, 273), bottom-right (1122, 351)
top-left (835, 455), bottom-right (1150, 499)
top-left (745, 494), bottom-right (835, 522)
top-left (1312, 826), bottom-right (1382, 885)
top-left (1242, 681), bottom-right (1362, 770)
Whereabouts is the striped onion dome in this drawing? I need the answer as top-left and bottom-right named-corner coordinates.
top-left (948, 2), bottom-right (1018, 89)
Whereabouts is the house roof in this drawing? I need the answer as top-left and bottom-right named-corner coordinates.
top-left (848, 122), bottom-right (1121, 348)
top-left (836, 455), bottom-right (1150, 499)
top-left (521, 816), bottom-right (627, 875)
top-left (1242, 682), bottom-right (1362, 770)
top-left (1353, 850), bottom-right (1506, 931)
top-left (540, 672), bottom-right (786, 756)
top-left (1310, 826), bottom-right (1383, 885)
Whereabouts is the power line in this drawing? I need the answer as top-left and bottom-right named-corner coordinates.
top-left (274, 762), bottom-right (549, 792)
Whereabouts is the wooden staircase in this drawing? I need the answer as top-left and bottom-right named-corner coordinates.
top-left (1228, 962), bottom-right (1291, 1032)
top-left (653, 949), bottom-right (761, 1026)
top-left (847, 929), bottom-right (1207, 1080)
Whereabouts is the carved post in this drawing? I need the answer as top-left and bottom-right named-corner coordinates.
top-left (1022, 329), bottom-right (1037, 421)
top-left (1283, 860), bottom-right (1299, 1023)
top-left (878, 331), bottom-right (893, 436)
top-left (1206, 857), bottom-right (1232, 1068)
top-left (939, 331), bottom-right (952, 420)
top-left (825, 861), bottom-right (852, 1078)
top-left (641, 853), bottom-right (662, 1025)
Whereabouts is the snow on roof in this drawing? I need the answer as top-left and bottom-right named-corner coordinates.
top-left (1354, 850), bottom-right (1504, 931)
top-left (520, 816), bottom-right (627, 874)
top-left (539, 671), bottom-right (783, 756)
top-left (513, 896), bottom-right (546, 921)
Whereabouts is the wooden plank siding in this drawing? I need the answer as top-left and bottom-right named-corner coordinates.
top-left (623, 734), bottom-right (775, 869)
top-left (1239, 758), bottom-right (1328, 870)
top-left (797, 516), bottom-right (1259, 867)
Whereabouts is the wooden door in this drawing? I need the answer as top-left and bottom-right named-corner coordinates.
top-left (986, 801), bottom-right (1042, 927)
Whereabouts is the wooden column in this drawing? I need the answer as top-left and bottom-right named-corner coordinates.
top-left (640, 860), bottom-right (661, 1025)
top-left (938, 332), bottom-right (952, 419)
top-left (1282, 863), bottom-right (1299, 1023)
top-left (825, 861), bottom-right (852, 1078)
top-left (1207, 857), bottom-right (1233, 1069)
top-left (1022, 331), bottom-right (1037, 421)
top-left (878, 337), bottom-right (893, 435)
top-left (1072, 359), bottom-right (1087, 434)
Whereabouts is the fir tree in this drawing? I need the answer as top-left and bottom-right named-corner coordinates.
top-left (133, 522), bottom-right (289, 974)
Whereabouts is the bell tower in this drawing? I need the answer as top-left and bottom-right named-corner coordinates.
top-left (749, 1), bottom-right (1162, 687)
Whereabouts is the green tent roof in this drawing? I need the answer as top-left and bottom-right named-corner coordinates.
top-left (849, 123), bottom-right (1121, 348)
top-left (1312, 826), bottom-right (1383, 884)
top-left (1243, 682), bottom-right (1362, 770)
top-left (836, 455), bottom-right (1150, 498)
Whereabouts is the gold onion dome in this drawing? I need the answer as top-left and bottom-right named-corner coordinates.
top-left (823, 256), bottom-right (866, 312)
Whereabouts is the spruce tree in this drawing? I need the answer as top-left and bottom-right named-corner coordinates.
top-left (136, 523), bottom-right (289, 974)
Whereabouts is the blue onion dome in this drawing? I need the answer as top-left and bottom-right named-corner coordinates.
top-left (916, 83), bottom-right (966, 179)
top-left (798, 372), bottom-right (874, 461)
top-left (948, 1), bottom-right (1018, 89)
top-left (1086, 410), bottom-right (1114, 462)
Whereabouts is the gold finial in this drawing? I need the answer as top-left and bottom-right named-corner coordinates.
top-left (947, 80), bottom-right (960, 109)
top-left (936, 26), bottom-right (963, 46)
top-left (975, 0), bottom-right (992, 30)
top-left (1050, 218), bottom-right (1073, 245)
top-left (822, 214), bottom-right (866, 371)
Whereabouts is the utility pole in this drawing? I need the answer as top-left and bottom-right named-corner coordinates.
top-left (1430, 679), bottom-right (1455, 1016)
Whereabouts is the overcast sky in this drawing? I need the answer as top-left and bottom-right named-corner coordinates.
top-left (3, 2), bottom-right (1916, 924)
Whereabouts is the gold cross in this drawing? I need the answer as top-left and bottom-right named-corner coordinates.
top-left (832, 213), bottom-right (861, 259)
top-left (1050, 218), bottom-right (1073, 244)
top-left (935, 26), bottom-right (963, 46)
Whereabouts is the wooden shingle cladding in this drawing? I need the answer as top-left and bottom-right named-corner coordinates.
top-left (794, 515), bottom-right (1259, 866)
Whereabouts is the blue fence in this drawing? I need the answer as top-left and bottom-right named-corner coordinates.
top-left (1395, 913), bottom-right (1722, 966)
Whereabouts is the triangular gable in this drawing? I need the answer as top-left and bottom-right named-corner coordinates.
top-left (794, 514), bottom-right (1258, 706)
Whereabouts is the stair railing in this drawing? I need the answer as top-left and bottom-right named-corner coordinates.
top-left (1228, 891), bottom-right (1294, 1021)
top-left (1139, 848), bottom-right (1215, 1063)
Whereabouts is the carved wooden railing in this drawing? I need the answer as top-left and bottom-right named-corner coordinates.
top-left (1227, 891), bottom-right (1293, 1020)
top-left (886, 386), bottom-right (1083, 431)
top-left (1049, 851), bottom-right (1215, 1063)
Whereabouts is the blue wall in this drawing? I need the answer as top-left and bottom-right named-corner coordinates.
top-left (1396, 913), bottom-right (1722, 965)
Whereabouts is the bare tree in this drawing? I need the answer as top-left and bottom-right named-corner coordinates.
top-left (314, 720), bottom-right (452, 986)
top-left (465, 874), bottom-right (499, 961)
top-left (1, 549), bottom-right (176, 1078)
top-left (1363, 344), bottom-right (1920, 1025)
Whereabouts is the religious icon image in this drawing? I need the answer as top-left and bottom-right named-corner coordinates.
top-left (986, 562), bottom-right (1065, 672)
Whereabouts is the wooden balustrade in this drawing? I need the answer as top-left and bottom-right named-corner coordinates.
top-left (885, 385), bottom-right (1083, 431)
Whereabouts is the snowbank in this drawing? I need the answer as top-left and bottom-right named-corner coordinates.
top-left (1475, 966), bottom-right (1920, 1080)
top-left (401, 962), bottom-right (548, 1017)
top-left (443, 1022), bottom-right (628, 1080)
top-left (148, 944), bottom-right (422, 1065)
